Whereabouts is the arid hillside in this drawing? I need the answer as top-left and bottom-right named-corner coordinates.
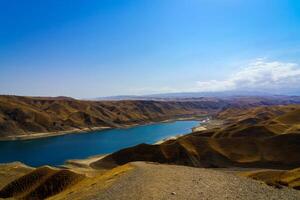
top-left (2, 104), bottom-right (300, 199)
top-left (1, 162), bottom-right (300, 200)
top-left (0, 95), bottom-right (222, 139)
top-left (91, 105), bottom-right (300, 169)
top-left (0, 165), bottom-right (84, 200)
top-left (1, 95), bottom-right (300, 139)
top-left (240, 167), bottom-right (300, 190)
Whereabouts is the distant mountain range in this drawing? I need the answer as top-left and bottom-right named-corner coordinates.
top-left (95, 91), bottom-right (298, 101)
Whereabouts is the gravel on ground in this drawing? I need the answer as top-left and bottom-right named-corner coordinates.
top-left (91, 162), bottom-right (300, 200)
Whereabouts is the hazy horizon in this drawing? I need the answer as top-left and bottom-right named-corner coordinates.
top-left (1, 0), bottom-right (300, 98)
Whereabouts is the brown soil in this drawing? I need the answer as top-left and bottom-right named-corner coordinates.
top-left (0, 166), bottom-right (84, 199)
top-left (0, 162), bottom-right (33, 190)
top-left (2, 95), bottom-right (300, 139)
top-left (240, 168), bottom-right (300, 190)
top-left (53, 162), bottom-right (300, 200)
top-left (91, 105), bottom-right (300, 169)
top-left (0, 95), bottom-right (220, 139)
top-left (2, 102), bottom-right (300, 199)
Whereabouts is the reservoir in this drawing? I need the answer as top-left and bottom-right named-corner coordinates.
top-left (0, 120), bottom-right (198, 167)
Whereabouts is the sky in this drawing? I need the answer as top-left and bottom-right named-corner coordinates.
top-left (1, 0), bottom-right (300, 98)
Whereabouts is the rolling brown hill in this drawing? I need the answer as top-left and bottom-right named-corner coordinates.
top-left (91, 133), bottom-right (300, 169)
top-left (2, 162), bottom-right (300, 200)
top-left (1, 103), bottom-right (300, 199)
top-left (240, 167), bottom-right (300, 190)
top-left (0, 162), bottom-right (33, 190)
top-left (90, 105), bottom-right (300, 169)
top-left (215, 105), bottom-right (300, 137)
top-left (1, 95), bottom-right (300, 139)
top-left (0, 95), bottom-right (222, 139)
top-left (0, 166), bottom-right (84, 199)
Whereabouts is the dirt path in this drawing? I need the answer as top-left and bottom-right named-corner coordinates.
top-left (85, 162), bottom-right (300, 200)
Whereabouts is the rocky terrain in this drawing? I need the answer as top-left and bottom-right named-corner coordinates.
top-left (49, 162), bottom-right (300, 200)
top-left (1, 162), bottom-right (300, 200)
top-left (1, 95), bottom-right (300, 140)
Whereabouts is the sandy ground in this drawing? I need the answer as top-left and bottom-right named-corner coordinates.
top-left (155, 134), bottom-right (185, 144)
top-left (192, 119), bottom-right (224, 132)
top-left (192, 126), bottom-right (207, 132)
top-left (155, 118), bottom-right (214, 144)
top-left (84, 162), bottom-right (300, 200)
top-left (156, 118), bottom-right (221, 144)
top-left (64, 155), bottom-right (107, 167)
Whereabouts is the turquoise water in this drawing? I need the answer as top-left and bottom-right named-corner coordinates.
top-left (0, 120), bottom-right (198, 167)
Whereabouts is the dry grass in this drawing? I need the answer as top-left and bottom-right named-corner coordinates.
top-left (0, 162), bottom-right (33, 190)
top-left (0, 166), bottom-right (84, 200)
top-left (90, 105), bottom-right (300, 170)
top-left (0, 162), bottom-right (133, 200)
top-left (240, 168), bottom-right (300, 190)
top-left (0, 95), bottom-right (216, 139)
top-left (2, 95), bottom-right (300, 139)
top-left (49, 164), bottom-right (134, 200)
top-left (2, 103), bottom-right (300, 198)
top-left (90, 133), bottom-right (300, 170)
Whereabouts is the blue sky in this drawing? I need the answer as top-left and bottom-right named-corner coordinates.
top-left (1, 0), bottom-right (300, 98)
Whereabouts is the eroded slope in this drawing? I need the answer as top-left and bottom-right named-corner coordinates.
top-left (91, 105), bottom-right (300, 169)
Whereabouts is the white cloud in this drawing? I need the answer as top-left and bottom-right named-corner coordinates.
top-left (196, 59), bottom-right (300, 93)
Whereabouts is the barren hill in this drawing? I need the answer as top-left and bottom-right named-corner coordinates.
top-left (0, 165), bottom-right (84, 199)
top-left (0, 95), bottom-right (221, 139)
top-left (2, 104), bottom-right (300, 199)
top-left (1, 95), bottom-right (300, 139)
top-left (240, 167), bottom-right (300, 190)
top-left (91, 105), bottom-right (300, 169)
top-left (2, 162), bottom-right (300, 200)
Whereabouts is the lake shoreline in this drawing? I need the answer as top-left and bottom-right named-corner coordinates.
top-left (63, 118), bottom-right (214, 168)
top-left (0, 115), bottom-right (207, 141)
top-left (154, 117), bottom-right (214, 144)
top-left (0, 120), bottom-right (200, 167)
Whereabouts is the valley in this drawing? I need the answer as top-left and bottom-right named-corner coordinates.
top-left (1, 96), bottom-right (300, 199)
top-left (1, 95), bottom-right (300, 140)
